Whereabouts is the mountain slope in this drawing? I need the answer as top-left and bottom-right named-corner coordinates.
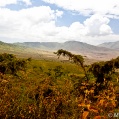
top-left (15, 41), bottom-right (119, 60)
top-left (98, 41), bottom-right (119, 50)
top-left (0, 41), bottom-right (29, 53)
top-left (15, 41), bottom-right (112, 52)
top-left (1, 40), bottom-right (119, 61)
top-left (0, 41), bottom-right (59, 59)
top-left (0, 41), bottom-right (45, 58)
top-left (14, 42), bottom-right (61, 49)
top-left (62, 41), bottom-right (111, 52)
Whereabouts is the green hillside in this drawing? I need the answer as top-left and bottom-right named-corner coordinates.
top-left (0, 41), bottom-right (57, 60)
top-left (0, 41), bottom-right (29, 54)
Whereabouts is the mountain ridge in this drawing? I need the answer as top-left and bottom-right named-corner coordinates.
top-left (14, 40), bottom-right (113, 52)
top-left (13, 40), bottom-right (119, 60)
top-left (98, 41), bottom-right (119, 50)
top-left (1, 40), bottom-right (119, 61)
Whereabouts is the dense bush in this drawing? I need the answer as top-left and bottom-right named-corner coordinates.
top-left (0, 53), bottom-right (30, 75)
top-left (89, 57), bottom-right (119, 95)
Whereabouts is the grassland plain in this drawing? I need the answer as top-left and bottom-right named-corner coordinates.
top-left (0, 52), bottom-right (119, 119)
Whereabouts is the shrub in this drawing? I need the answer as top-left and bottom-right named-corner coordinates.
top-left (0, 53), bottom-right (29, 75)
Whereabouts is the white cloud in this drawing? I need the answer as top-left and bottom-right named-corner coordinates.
top-left (54, 15), bottom-right (113, 44)
top-left (84, 14), bottom-right (113, 36)
top-left (55, 10), bottom-right (63, 17)
top-left (0, 6), bottom-right (63, 41)
top-left (0, 0), bottom-right (17, 7)
top-left (20, 0), bottom-right (32, 5)
top-left (55, 14), bottom-right (113, 40)
top-left (100, 25), bottom-right (112, 35)
top-left (0, 0), bottom-right (32, 7)
top-left (42, 0), bottom-right (119, 19)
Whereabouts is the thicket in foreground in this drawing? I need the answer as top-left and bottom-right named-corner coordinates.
top-left (0, 51), bottom-right (119, 118)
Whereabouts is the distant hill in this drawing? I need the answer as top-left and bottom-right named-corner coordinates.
top-left (15, 41), bottom-right (112, 52)
top-left (0, 41), bottom-right (21, 52)
top-left (62, 41), bottom-right (111, 53)
top-left (0, 41), bottom-right (28, 53)
top-left (1, 40), bottom-right (119, 61)
top-left (14, 41), bottom-right (119, 60)
top-left (98, 41), bottom-right (119, 50)
top-left (0, 41), bottom-right (60, 60)
top-left (14, 42), bottom-right (60, 49)
top-left (0, 41), bottom-right (45, 58)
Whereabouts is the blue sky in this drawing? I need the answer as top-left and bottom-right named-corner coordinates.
top-left (0, 0), bottom-right (119, 45)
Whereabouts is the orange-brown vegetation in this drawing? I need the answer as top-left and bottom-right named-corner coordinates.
top-left (0, 51), bottom-right (119, 118)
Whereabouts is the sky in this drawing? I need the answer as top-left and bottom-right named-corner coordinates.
top-left (0, 0), bottom-right (119, 45)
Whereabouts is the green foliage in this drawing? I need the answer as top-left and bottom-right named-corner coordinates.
top-left (88, 57), bottom-right (119, 95)
top-left (89, 57), bottom-right (119, 83)
top-left (45, 65), bottom-right (65, 79)
top-left (53, 65), bottom-right (64, 78)
top-left (0, 53), bottom-right (15, 62)
top-left (0, 53), bottom-right (30, 75)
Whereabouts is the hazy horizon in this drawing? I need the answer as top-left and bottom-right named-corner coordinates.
top-left (1, 38), bottom-right (119, 46)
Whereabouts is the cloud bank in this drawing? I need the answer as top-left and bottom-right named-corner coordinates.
top-left (0, 0), bottom-right (118, 45)
top-left (0, 6), bottom-right (117, 45)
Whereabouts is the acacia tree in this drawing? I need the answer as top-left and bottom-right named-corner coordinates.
top-left (54, 49), bottom-right (89, 81)
top-left (55, 49), bottom-right (119, 96)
